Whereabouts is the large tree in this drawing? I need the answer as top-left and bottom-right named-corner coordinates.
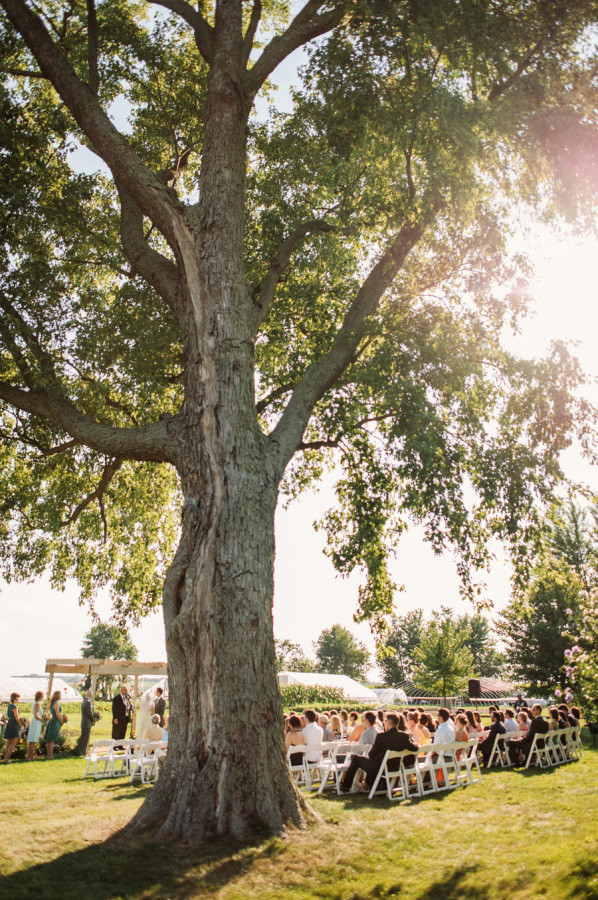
top-left (314, 623), bottom-right (370, 680)
top-left (378, 609), bottom-right (425, 684)
top-left (412, 610), bottom-right (474, 706)
top-left (498, 563), bottom-right (582, 693)
top-left (1, 0), bottom-right (597, 841)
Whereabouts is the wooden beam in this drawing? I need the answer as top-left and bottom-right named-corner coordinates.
top-left (45, 672), bottom-right (54, 712)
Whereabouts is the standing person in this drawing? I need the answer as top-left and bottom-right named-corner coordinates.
top-left (44, 691), bottom-right (66, 759)
top-left (136, 690), bottom-right (155, 739)
top-left (27, 691), bottom-right (45, 761)
top-left (76, 689), bottom-right (95, 756)
top-left (111, 684), bottom-right (132, 741)
top-left (2, 692), bottom-right (21, 763)
top-left (154, 687), bottom-right (166, 727)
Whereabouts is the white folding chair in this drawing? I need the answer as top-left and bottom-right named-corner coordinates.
top-left (418, 742), bottom-right (451, 792)
top-left (287, 743), bottom-right (309, 788)
top-left (84, 740), bottom-right (114, 779)
top-left (110, 738), bottom-right (134, 776)
top-left (487, 732), bottom-right (513, 768)
top-left (317, 741), bottom-right (360, 794)
top-left (525, 733), bottom-right (551, 769)
top-left (464, 737), bottom-right (483, 784)
top-left (367, 750), bottom-right (410, 800)
top-left (130, 741), bottom-right (161, 782)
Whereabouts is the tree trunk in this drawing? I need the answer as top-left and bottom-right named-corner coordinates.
top-left (129, 445), bottom-right (306, 842)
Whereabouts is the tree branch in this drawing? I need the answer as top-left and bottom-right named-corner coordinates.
top-left (117, 186), bottom-right (180, 314)
top-left (147, 0), bottom-right (214, 64)
top-left (0, 66), bottom-right (48, 78)
top-left (0, 291), bottom-right (59, 385)
top-left (242, 0), bottom-right (262, 66)
top-left (488, 37), bottom-right (547, 101)
top-left (245, 0), bottom-right (346, 94)
top-left (268, 222), bottom-right (424, 469)
top-left (86, 0), bottom-right (99, 96)
top-left (62, 457), bottom-right (122, 541)
top-left (0, 0), bottom-right (182, 241)
top-left (253, 219), bottom-right (336, 330)
top-left (0, 381), bottom-right (176, 463)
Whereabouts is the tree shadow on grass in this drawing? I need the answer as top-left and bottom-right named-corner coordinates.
top-left (0, 828), bottom-right (281, 900)
top-left (566, 857), bottom-right (598, 898)
top-left (415, 865), bottom-right (486, 899)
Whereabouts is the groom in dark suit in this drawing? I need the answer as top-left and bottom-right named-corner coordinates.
top-left (340, 713), bottom-right (419, 792)
top-left (111, 684), bottom-right (132, 741)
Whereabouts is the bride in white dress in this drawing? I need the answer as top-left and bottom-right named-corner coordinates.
top-left (136, 691), bottom-right (155, 739)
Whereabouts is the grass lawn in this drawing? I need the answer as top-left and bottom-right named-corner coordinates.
top-left (0, 733), bottom-right (596, 900)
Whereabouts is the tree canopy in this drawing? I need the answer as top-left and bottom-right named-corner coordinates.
top-left (0, 0), bottom-right (596, 634)
top-left (81, 620), bottom-right (137, 697)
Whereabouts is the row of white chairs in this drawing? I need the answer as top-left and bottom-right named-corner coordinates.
top-left (486, 726), bottom-right (584, 770)
top-left (84, 739), bottom-right (167, 783)
top-left (287, 739), bottom-right (482, 801)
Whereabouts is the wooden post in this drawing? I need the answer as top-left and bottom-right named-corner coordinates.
top-left (46, 672), bottom-right (54, 712)
top-left (90, 673), bottom-right (97, 700)
top-left (132, 675), bottom-right (139, 738)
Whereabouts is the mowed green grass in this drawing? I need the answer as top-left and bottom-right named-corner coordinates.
top-left (0, 733), bottom-right (596, 900)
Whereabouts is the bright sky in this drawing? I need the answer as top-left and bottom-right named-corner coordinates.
top-left (1, 32), bottom-right (597, 679)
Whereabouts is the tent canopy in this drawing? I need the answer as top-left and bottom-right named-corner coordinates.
top-left (0, 675), bottom-right (82, 704)
top-left (372, 687), bottom-right (408, 706)
top-left (277, 671), bottom-right (378, 704)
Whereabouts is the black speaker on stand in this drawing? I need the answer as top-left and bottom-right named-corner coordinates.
top-left (468, 678), bottom-right (481, 710)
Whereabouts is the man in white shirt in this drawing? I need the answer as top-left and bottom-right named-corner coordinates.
top-left (433, 708), bottom-right (456, 747)
top-left (504, 708), bottom-right (519, 733)
top-left (302, 709), bottom-right (323, 762)
top-left (143, 713), bottom-right (164, 742)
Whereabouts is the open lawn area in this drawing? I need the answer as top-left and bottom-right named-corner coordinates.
top-left (0, 733), bottom-right (597, 900)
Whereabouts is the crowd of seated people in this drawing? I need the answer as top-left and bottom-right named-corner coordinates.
top-left (282, 700), bottom-right (583, 791)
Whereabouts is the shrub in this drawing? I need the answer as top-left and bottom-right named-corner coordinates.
top-left (279, 684), bottom-right (346, 708)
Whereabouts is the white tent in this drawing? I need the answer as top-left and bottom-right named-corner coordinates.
top-left (0, 675), bottom-right (82, 704)
top-left (277, 671), bottom-right (378, 704)
top-left (372, 687), bottom-right (409, 706)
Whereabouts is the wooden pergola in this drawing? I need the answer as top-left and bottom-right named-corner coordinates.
top-left (45, 658), bottom-right (167, 736)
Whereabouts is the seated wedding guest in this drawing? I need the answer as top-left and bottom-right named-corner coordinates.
top-left (433, 709), bottom-right (455, 746)
top-left (558, 704), bottom-right (577, 727)
top-left (355, 711), bottom-right (380, 747)
top-left (27, 691), bottom-right (45, 761)
top-left (330, 715), bottom-right (343, 740)
top-left (2, 692), bottom-right (21, 764)
top-left (340, 713), bottom-right (418, 793)
top-left (454, 714), bottom-right (469, 743)
top-left (143, 714), bottom-right (164, 742)
top-left (407, 711), bottom-right (426, 745)
top-left (420, 712), bottom-right (435, 736)
top-left (548, 707), bottom-right (564, 731)
top-left (377, 710), bottom-right (385, 727)
top-left (514, 692), bottom-right (525, 709)
top-left (509, 704), bottom-right (549, 766)
top-left (318, 714), bottom-right (334, 742)
top-left (285, 714), bottom-right (305, 765)
top-left (504, 708), bottom-right (519, 733)
top-left (473, 711), bottom-right (484, 732)
top-left (339, 710), bottom-right (349, 734)
top-left (517, 710), bottom-right (530, 732)
top-left (570, 706), bottom-right (582, 727)
top-left (465, 710), bottom-right (477, 732)
top-left (349, 713), bottom-right (367, 743)
top-left (478, 711), bottom-right (506, 767)
top-left (162, 715), bottom-right (170, 742)
top-left (303, 709), bottom-right (323, 762)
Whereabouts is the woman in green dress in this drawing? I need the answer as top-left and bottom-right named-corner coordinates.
top-left (2, 692), bottom-right (21, 763)
top-left (44, 690), bottom-right (66, 759)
